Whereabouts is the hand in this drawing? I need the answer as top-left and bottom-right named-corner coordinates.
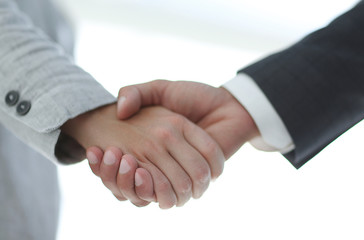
top-left (86, 146), bottom-right (155, 207)
top-left (117, 80), bottom-right (259, 160)
top-left (62, 103), bottom-right (224, 208)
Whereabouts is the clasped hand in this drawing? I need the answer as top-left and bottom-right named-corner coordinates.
top-left (63, 80), bottom-right (258, 209)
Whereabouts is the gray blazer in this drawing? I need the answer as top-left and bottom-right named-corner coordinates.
top-left (0, 1), bottom-right (115, 239)
top-left (0, 0), bottom-right (115, 164)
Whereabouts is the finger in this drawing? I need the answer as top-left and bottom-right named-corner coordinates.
top-left (117, 80), bottom-right (169, 120)
top-left (145, 151), bottom-right (192, 207)
top-left (135, 168), bottom-right (156, 202)
top-left (86, 146), bottom-right (104, 177)
top-left (136, 159), bottom-right (178, 209)
top-left (87, 147), bottom-right (128, 201)
top-left (183, 121), bottom-right (225, 181)
top-left (117, 154), bottom-right (152, 207)
top-left (167, 140), bottom-right (211, 200)
top-left (99, 147), bottom-right (124, 198)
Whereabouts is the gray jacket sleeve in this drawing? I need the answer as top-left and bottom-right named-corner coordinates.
top-left (0, 1), bottom-right (116, 164)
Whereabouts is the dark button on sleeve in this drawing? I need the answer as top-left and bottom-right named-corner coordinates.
top-left (17, 101), bottom-right (31, 116)
top-left (5, 91), bottom-right (20, 106)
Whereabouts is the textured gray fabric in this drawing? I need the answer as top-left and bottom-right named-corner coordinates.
top-left (0, 0), bottom-right (115, 239)
top-left (0, 0), bottom-right (116, 163)
top-left (0, 124), bottom-right (60, 240)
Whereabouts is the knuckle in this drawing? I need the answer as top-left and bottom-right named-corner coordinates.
top-left (193, 166), bottom-right (211, 186)
top-left (204, 138), bottom-right (220, 159)
top-left (153, 126), bottom-right (177, 143)
top-left (152, 116), bottom-right (186, 142)
top-left (203, 140), bottom-right (224, 179)
top-left (156, 127), bottom-right (174, 140)
top-left (175, 178), bottom-right (192, 195)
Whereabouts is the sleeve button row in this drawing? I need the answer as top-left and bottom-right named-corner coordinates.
top-left (5, 91), bottom-right (31, 116)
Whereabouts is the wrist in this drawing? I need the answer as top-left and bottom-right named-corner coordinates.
top-left (220, 87), bottom-right (260, 140)
top-left (241, 106), bottom-right (260, 141)
top-left (223, 74), bottom-right (294, 152)
top-left (61, 103), bottom-right (115, 148)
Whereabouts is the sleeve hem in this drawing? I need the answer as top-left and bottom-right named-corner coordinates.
top-left (223, 73), bottom-right (295, 152)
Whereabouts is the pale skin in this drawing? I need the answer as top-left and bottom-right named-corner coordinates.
top-left (61, 103), bottom-right (225, 208)
top-left (86, 80), bottom-right (260, 207)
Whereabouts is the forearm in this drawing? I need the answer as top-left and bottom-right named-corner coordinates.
top-left (0, 1), bottom-right (116, 164)
top-left (240, 1), bottom-right (364, 168)
top-left (61, 104), bottom-right (116, 150)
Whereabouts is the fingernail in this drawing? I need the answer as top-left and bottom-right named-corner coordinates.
top-left (135, 172), bottom-right (143, 187)
top-left (117, 96), bottom-right (126, 113)
top-left (104, 151), bottom-right (117, 165)
top-left (119, 157), bottom-right (131, 174)
top-left (86, 151), bottom-right (98, 164)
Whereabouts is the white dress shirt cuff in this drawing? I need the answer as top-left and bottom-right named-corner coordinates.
top-left (222, 73), bottom-right (295, 154)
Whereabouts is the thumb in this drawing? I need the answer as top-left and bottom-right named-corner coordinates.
top-left (117, 80), bottom-right (169, 119)
top-left (117, 85), bottom-right (142, 119)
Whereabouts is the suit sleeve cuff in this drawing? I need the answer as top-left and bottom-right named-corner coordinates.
top-left (222, 73), bottom-right (295, 154)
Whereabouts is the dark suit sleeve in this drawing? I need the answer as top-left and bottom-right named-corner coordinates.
top-left (239, 1), bottom-right (364, 168)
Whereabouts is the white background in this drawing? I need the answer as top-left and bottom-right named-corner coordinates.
top-left (57, 1), bottom-right (364, 239)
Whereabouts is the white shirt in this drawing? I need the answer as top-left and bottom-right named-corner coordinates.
top-left (223, 73), bottom-right (295, 154)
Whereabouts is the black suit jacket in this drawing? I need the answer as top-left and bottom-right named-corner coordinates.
top-left (240, 1), bottom-right (364, 168)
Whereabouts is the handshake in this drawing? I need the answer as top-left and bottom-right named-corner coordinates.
top-left (61, 80), bottom-right (259, 209)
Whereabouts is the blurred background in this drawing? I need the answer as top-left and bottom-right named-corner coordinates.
top-left (57, 1), bottom-right (363, 239)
